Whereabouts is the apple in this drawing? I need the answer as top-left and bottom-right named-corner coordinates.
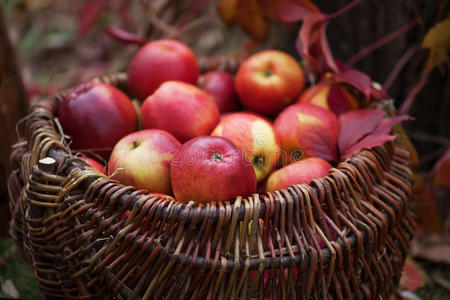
top-left (266, 157), bottom-right (332, 192)
top-left (127, 39), bottom-right (199, 100)
top-left (274, 103), bottom-right (339, 165)
top-left (297, 82), bottom-right (358, 115)
top-left (235, 50), bottom-right (305, 116)
top-left (141, 81), bottom-right (220, 143)
top-left (170, 136), bottom-right (256, 203)
top-left (80, 156), bottom-right (107, 175)
top-left (211, 112), bottom-right (280, 182)
top-left (58, 82), bottom-right (137, 159)
top-left (109, 129), bottom-right (181, 194)
top-left (198, 71), bottom-right (239, 113)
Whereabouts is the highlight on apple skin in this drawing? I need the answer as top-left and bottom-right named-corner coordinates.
top-left (127, 39), bottom-right (199, 100)
top-left (141, 81), bottom-right (220, 143)
top-left (170, 136), bottom-right (257, 204)
top-left (274, 102), bottom-right (339, 165)
top-left (198, 71), bottom-right (240, 113)
top-left (109, 129), bottom-right (181, 194)
top-left (235, 50), bottom-right (305, 116)
top-left (211, 112), bottom-right (280, 182)
top-left (266, 157), bottom-right (332, 192)
top-left (58, 82), bottom-right (138, 160)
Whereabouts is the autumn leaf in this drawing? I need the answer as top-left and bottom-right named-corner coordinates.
top-left (217, 0), bottom-right (239, 25)
top-left (297, 113), bottom-right (338, 161)
top-left (77, 0), bottom-right (108, 38)
top-left (331, 69), bottom-right (371, 100)
top-left (217, 0), bottom-right (268, 40)
top-left (399, 257), bottom-right (426, 292)
top-left (432, 147), bottom-right (450, 187)
top-left (236, 0), bottom-right (268, 41)
top-left (422, 19), bottom-right (450, 73)
top-left (104, 27), bottom-right (147, 45)
top-left (338, 109), bottom-right (411, 159)
top-left (276, 0), bottom-right (320, 22)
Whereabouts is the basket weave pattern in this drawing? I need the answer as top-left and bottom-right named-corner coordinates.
top-left (8, 73), bottom-right (416, 299)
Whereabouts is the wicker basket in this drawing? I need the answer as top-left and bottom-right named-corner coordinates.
top-left (8, 71), bottom-right (416, 299)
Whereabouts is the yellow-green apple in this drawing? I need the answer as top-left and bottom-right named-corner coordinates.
top-left (235, 50), bottom-right (305, 116)
top-left (141, 81), bottom-right (220, 143)
top-left (170, 136), bottom-right (256, 203)
top-left (297, 82), bottom-right (358, 115)
top-left (80, 156), bottom-right (107, 175)
top-left (198, 71), bottom-right (239, 113)
top-left (266, 157), bottom-right (332, 192)
top-left (211, 112), bottom-right (280, 182)
top-left (127, 39), bottom-right (199, 100)
top-left (58, 82), bottom-right (137, 159)
top-left (274, 103), bottom-right (339, 164)
top-left (109, 129), bottom-right (181, 194)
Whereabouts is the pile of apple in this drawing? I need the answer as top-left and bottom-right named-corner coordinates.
top-left (58, 39), bottom-right (356, 204)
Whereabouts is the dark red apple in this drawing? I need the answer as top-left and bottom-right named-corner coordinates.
top-left (141, 81), bottom-right (220, 143)
top-left (170, 136), bottom-right (257, 203)
top-left (127, 39), bottom-right (199, 100)
top-left (198, 71), bottom-right (239, 113)
top-left (58, 82), bottom-right (137, 159)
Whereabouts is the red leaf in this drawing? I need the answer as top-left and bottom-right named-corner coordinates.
top-left (296, 13), bottom-right (338, 74)
top-left (332, 69), bottom-right (371, 100)
top-left (432, 148), bottom-right (450, 187)
top-left (339, 110), bottom-right (411, 159)
top-left (78, 0), bottom-right (108, 38)
top-left (104, 27), bottom-right (147, 45)
top-left (297, 112), bottom-right (338, 161)
top-left (342, 134), bottom-right (395, 159)
top-left (338, 109), bottom-right (385, 154)
top-left (276, 0), bottom-right (320, 22)
top-left (327, 84), bottom-right (356, 115)
top-left (399, 258), bottom-right (426, 292)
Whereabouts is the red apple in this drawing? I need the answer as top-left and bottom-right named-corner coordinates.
top-left (127, 39), bottom-right (199, 100)
top-left (170, 136), bottom-right (256, 203)
top-left (141, 81), bottom-right (220, 143)
top-left (58, 82), bottom-right (137, 159)
top-left (198, 71), bottom-right (239, 113)
top-left (109, 129), bottom-right (181, 194)
top-left (235, 50), bottom-right (305, 116)
top-left (80, 157), bottom-right (107, 175)
top-left (266, 157), bottom-right (332, 192)
top-left (297, 82), bottom-right (358, 115)
top-left (274, 103), bottom-right (339, 165)
top-left (211, 112), bottom-right (280, 182)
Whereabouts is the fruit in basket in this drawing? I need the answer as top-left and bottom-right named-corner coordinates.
top-left (170, 136), bottom-right (256, 203)
top-left (274, 103), bottom-right (339, 164)
top-left (58, 82), bottom-right (137, 159)
top-left (198, 71), bottom-right (239, 113)
top-left (80, 156), bottom-right (107, 175)
top-left (266, 157), bottom-right (332, 192)
top-left (235, 50), bottom-right (305, 116)
top-left (141, 81), bottom-right (220, 143)
top-left (127, 39), bottom-right (199, 100)
top-left (211, 112), bottom-right (280, 182)
top-left (297, 82), bottom-right (359, 115)
top-left (109, 129), bottom-right (181, 194)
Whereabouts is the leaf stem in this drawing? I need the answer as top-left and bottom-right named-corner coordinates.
top-left (398, 70), bottom-right (428, 115)
top-left (347, 21), bottom-right (417, 66)
top-left (383, 45), bottom-right (420, 91)
top-left (327, 0), bottom-right (364, 20)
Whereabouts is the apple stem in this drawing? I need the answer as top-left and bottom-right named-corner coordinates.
top-left (211, 153), bottom-right (223, 162)
top-left (133, 141), bottom-right (139, 149)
